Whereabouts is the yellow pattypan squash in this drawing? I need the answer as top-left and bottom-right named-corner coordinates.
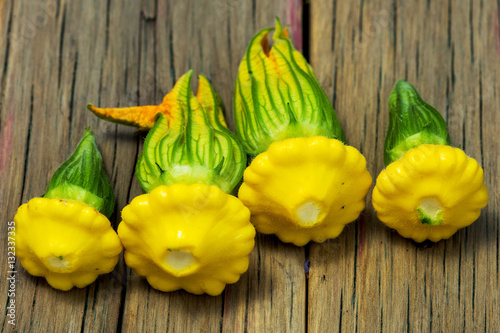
top-left (90, 71), bottom-right (255, 295)
top-left (233, 19), bottom-right (371, 245)
top-left (373, 80), bottom-right (488, 242)
top-left (14, 198), bottom-right (122, 290)
top-left (118, 184), bottom-right (255, 296)
top-left (239, 136), bottom-right (372, 246)
top-left (373, 144), bottom-right (488, 242)
top-left (12, 129), bottom-right (121, 290)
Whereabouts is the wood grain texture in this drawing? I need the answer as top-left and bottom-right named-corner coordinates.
top-left (0, 0), bottom-right (305, 332)
top-left (0, 0), bottom-right (498, 332)
top-left (309, 0), bottom-right (500, 332)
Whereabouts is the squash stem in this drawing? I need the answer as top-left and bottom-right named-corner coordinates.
top-left (163, 249), bottom-right (198, 277)
top-left (417, 198), bottom-right (444, 226)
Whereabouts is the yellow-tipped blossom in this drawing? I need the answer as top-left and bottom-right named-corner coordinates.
top-left (97, 70), bottom-right (255, 295)
top-left (372, 80), bottom-right (488, 242)
top-left (88, 100), bottom-right (173, 130)
top-left (234, 18), bottom-right (371, 246)
top-left (87, 68), bottom-right (229, 131)
top-left (13, 130), bottom-right (122, 290)
top-left (234, 19), bottom-right (345, 156)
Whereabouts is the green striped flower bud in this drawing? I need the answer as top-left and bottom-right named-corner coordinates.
top-left (44, 129), bottom-right (115, 218)
top-left (384, 80), bottom-right (450, 165)
top-left (136, 70), bottom-right (246, 194)
top-left (234, 18), bottom-right (345, 156)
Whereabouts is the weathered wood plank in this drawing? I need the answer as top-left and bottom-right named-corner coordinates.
top-left (479, 6), bottom-right (500, 329)
top-left (2, 0), bottom-right (498, 332)
top-left (444, 1), bottom-right (500, 331)
top-left (221, 3), bottom-right (307, 332)
top-left (0, 0), bottom-right (138, 331)
top-left (0, 0), bottom-right (304, 332)
top-left (309, 0), bottom-right (500, 332)
top-left (309, 0), bottom-right (396, 331)
top-left (117, 1), bottom-right (306, 332)
top-left (1, 0), bottom-right (84, 331)
top-left (78, 0), bottom-right (142, 330)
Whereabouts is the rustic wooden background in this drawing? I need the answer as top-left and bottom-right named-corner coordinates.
top-left (1, 0), bottom-right (499, 331)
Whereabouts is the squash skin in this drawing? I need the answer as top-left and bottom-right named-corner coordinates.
top-left (118, 184), bottom-right (255, 296)
top-left (14, 198), bottom-right (122, 291)
top-left (238, 136), bottom-right (372, 246)
top-left (372, 144), bottom-right (488, 242)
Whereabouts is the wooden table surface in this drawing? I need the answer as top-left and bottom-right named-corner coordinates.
top-left (1, 0), bottom-right (499, 332)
